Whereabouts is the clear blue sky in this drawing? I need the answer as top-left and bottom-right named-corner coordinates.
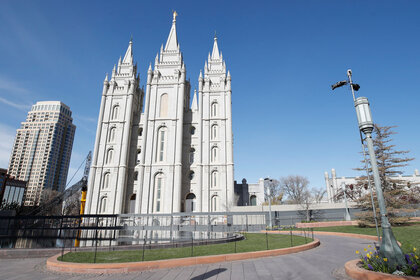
top-left (1, 0), bottom-right (419, 190)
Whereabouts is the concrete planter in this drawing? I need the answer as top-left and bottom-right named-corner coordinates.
top-left (345, 259), bottom-right (419, 280)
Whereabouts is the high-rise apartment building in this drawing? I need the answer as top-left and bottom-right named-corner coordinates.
top-left (8, 101), bottom-right (76, 206)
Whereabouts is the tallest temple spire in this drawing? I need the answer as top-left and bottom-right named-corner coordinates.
top-left (211, 34), bottom-right (220, 60)
top-left (164, 11), bottom-right (179, 51)
top-left (122, 38), bottom-right (133, 64)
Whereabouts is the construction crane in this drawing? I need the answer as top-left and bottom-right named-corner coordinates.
top-left (27, 151), bottom-right (92, 216)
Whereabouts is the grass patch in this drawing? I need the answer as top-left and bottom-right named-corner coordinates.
top-left (312, 225), bottom-right (420, 252)
top-left (59, 233), bottom-right (310, 263)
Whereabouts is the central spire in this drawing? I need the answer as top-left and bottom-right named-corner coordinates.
top-left (122, 38), bottom-right (133, 64)
top-left (211, 33), bottom-right (220, 60)
top-left (164, 11), bottom-right (179, 51)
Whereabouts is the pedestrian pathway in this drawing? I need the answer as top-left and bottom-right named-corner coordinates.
top-left (0, 234), bottom-right (374, 280)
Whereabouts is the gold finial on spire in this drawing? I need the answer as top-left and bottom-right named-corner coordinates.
top-left (214, 30), bottom-right (217, 40)
top-left (173, 10), bottom-right (178, 22)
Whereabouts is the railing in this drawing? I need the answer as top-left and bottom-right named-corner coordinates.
top-left (0, 212), bottom-right (266, 249)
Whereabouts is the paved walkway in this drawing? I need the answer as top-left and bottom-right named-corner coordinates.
top-left (0, 234), bottom-right (375, 280)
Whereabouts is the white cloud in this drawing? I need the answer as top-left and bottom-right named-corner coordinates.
top-left (0, 76), bottom-right (34, 111)
top-left (0, 76), bottom-right (30, 94)
top-left (75, 115), bottom-right (97, 124)
top-left (0, 123), bottom-right (17, 168)
top-left (0, 96), bottom-right (31, 111)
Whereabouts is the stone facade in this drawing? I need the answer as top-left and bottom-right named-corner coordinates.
top-left (85, 13), bottom-right (234, 215)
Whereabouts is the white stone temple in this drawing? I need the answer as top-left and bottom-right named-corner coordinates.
top-left (85, 13), bottom-right (234, 215)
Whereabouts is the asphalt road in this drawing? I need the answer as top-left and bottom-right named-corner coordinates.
top-left (0, 234), bottom-right (374, 280)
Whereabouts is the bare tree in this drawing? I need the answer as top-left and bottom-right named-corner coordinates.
top-left (280, 175), bottom-right (310, 204)
top-left (312, 187), bottom-right (327, 203)
top-left (62, 192), bottom-right (81, 216)
top-left (264, 178), bottom-right (282, 204)
top-left (280, 176), bottom-right (326, 222)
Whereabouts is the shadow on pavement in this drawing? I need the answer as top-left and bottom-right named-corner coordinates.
top-left (191, 268), bottom-right (227, 280)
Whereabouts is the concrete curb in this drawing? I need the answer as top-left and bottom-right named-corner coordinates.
top-left (266, 230), bottom-right (403, 247)
top-left (295, 221), bottom-right (359, 228)
top-left (46, 238), bottom-right (320, 274)
top-left (345, 259), bottom-right (418, 280)
top-left (265, 230), bottom-right (379, 241)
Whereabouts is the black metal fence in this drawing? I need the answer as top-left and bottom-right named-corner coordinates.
top-left (0, 212), bottom-right (266, 250)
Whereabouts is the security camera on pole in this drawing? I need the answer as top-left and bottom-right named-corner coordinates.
top-left (331, 69), bottom-right (405, 267)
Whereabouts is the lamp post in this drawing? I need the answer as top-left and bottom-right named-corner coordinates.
top-left (264, 177), bottom-right (273, 230)
top-left (333, 69), bottom-right (405, 266)
top-left (341, 182), bottom-right (351, 221)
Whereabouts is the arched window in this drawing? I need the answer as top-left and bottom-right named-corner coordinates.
top-left (129, 193), bottom-right (136, 213)
top-left (100, 197), bottom-right (107, 213)
top-left (159, 94), bottom-right (168, 118)
top-left (154, 173), bottom-right (164, 212)
top-left (112, 105), bottom-right (119, 120)
top-left (250, 195), bottom-right (257, 206)
top-left (102, 173), bottom-right (110, 189)
top-left (189, 148), bottom-right (195, 164)
top-left (189, 171), bottom-right (195, 180)
top-left (106, 149), bottom-right (113, 164)
top-left (211, 147), bottom-right (217, 162)
top-left (157, 127), bottom-right (166, 162)
top-left (109, 127), bottom-right (116, 142)
top-left (211, 102), bottom-right (218, 117)
top-left (134, 171), bottom-right (138, 181)
top-left (190, 126), bottom-right (196, 135)
top-left (211, 124), bottom-right (218, 140)
top-left (137, 149), bottom-right (141, 163)
top-left (211, 171), bottom-right (218, 188)
top-left (139, 127), bottom-right (143, 136)
top-left (186, 193), bottom-right (196, 212)
top-left (211, 195), bottom-right (218, 212)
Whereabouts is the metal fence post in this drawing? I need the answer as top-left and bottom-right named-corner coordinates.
top-left (246, 214), bottom-right (249, 232)
top-left (234, 235), bottom-right (237, 253)
top-left (93, 216), bottom-right (99, 263)
top-left (60, 216), bottom-right (65, 260)
top-left (142, 236), bottom-right (146, 261)
top-left (290, 228), bottom-right (293, 247)
top-left (266, 231), bottom-right (269, 250)
top-left (191, 233), bottom-right (194, 257)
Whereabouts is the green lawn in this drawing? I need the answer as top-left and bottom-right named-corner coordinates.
top-left (312, 225), bottom-right (420, 252)
top-left (59, 233), bottom-right (310, 263)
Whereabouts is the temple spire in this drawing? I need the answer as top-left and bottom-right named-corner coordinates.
top-left (122, 39), bottom-right (133, 64)
top-left (164, 11), bottom-right (179, 51)
top-left (191, 89), bottom-right (198, 111)
top-left (211, 33), bottom-right (220, 60)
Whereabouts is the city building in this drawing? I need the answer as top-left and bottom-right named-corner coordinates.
top-left (324, 168), bottom-right (420, 203)
top-left (0, 168), bottom-right (27, 207)
top-left (85, 13), bottom-right (234, 215)
top-left (8, 101), bottom-right (76, 206)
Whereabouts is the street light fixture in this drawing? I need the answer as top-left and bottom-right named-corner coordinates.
top-left (264, 177), bottom-right (273, 230)
top-left (341, 182), bottom-right (351, 221)
top-left (332, 69), bottom-right (405, 266)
